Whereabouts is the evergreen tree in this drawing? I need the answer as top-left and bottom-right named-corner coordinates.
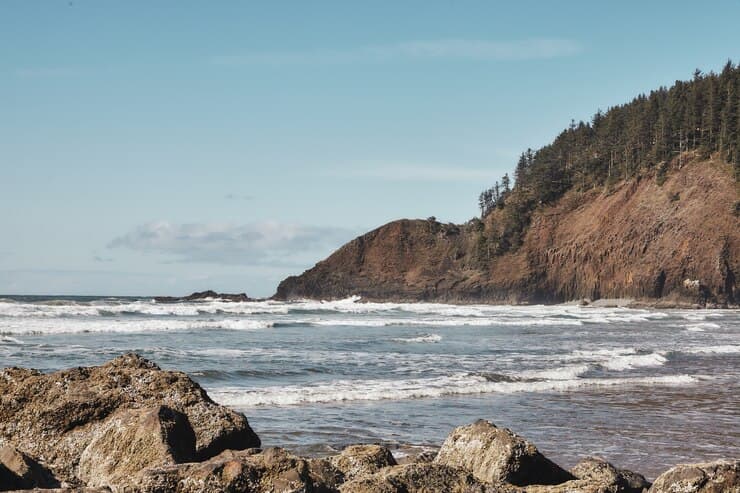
top-left (476, 62), bottom-right (740, 250)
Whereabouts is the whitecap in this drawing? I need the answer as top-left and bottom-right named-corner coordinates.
top-left (0, 318), bottom-right (274, 335)
top-left (601, 352), bottom-right (667, 371)
top-left (209, 373), bottom-right (698, 408)
top-left (684, 322), bottom-right (721, 332)
top-left (686, 345), bottom-right (740, 355)
top-left (0, 335), bottom-right (23, 344)
top-left (391, 333), bottom-right (442, 343)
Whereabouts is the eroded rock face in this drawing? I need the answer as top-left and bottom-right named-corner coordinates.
top-left (0, 445), bottom-right (59, 491)
top-left (275, 159), bottom-right (739, 306)
top-left (77, 405), bottom-right (196, 489)
top-left (0, 353), bottom-right (260, 485)
top-left (339, 462), bottom-right (496, 493)
top-left (136, 447), bottom-right (332, 493)
top-left (570, 457), bottom-right (650, 493)
top-left (648, 460), bottom-right (740, 493)
top-left (434, 420), bottom-right (575, 486)
top-left (328, 444), bottom-right (397, 482)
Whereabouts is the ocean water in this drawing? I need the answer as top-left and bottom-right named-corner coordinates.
top-left (1, 295), bottom-right (738, 479)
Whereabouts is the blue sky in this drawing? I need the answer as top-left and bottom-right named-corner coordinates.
top-left (1, 1), bottom-right (738, 297)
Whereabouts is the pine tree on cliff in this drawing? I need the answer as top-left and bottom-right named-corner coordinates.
top-left (476, 61), bottom-right (740, 252)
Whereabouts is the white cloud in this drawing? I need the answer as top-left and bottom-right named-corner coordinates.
top-left (108, 221), bottom-right (357, 267)
top-left (212, 38), bottom-right (582, 66)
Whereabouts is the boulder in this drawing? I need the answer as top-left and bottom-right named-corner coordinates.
top-left (0, 353), bottom-right (260, 485)
top-left (434, 420), bottom-right (575, 486)
top-left (648, 460), bottom-right (739, 493)
top-left (77, 405), bottom-right (196, 489)
top-left (135, 446), bottom-right (341, 493)
top-left (515, 478), bottom-right (629, 493)
top-left (328, 444), bottom-right (397, 482)
top-left (570, 457), bottom-right (650, 493)
top-left (0, 446), bottom-right (59, 491)
top-left (339, 462), bottom-right (496, 493)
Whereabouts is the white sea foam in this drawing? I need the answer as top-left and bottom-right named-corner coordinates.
top-left (523, 364), bottom-right (591, 381)
top-left (686, 345), bottom-right (740, 355)
top-left (285, 297), bottom-right (669, 324)
top-left (0, 318), bottom-right (274, 335)
top-left (391, 333), bottom-right (442, 343)
top-left (305, 317), bottom-right (583, 328)
top-left (209, 373), bottom-right (698, 408)
top-left (563, 347), bottom-right (668, 371)
top-left (0, 335), bottom-right (23, 344)
top-left (684, 322), bottom-right (721, 332)
top-left (0, 299), bottom-right (289, 318)
top-left (601, 352), bottom-right (667, 371)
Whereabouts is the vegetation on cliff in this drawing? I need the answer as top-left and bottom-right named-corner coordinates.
top-left (479, 61), bottom-right (740, 255)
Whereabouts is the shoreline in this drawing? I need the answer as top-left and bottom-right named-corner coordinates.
top-left (1, 354), bottom-right (738, 492)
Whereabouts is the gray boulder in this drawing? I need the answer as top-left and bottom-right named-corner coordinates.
top-left (649, 460), bottom-right (739, 493)
top-left (571, 457), bottom-right (650, 493)
top-left (434, 420), bottom-right (575, 486)
top-left (328, 444), bottom-right (397, 482)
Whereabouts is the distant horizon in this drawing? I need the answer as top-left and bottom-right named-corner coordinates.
top-left (3, 1), bottom-right (740, 297)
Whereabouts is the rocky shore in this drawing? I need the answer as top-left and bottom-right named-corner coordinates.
top-left (1, 355), bottom-right (737, 492)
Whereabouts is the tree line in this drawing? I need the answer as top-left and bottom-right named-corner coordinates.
top-left (475, 61), bottom-right (740, 257)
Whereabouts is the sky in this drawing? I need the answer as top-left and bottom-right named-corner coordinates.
top-left (1, 1), bottom-right (739, 297)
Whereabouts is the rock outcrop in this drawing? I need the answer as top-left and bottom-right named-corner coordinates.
top-left (276, 158), bottom-right (739, 306)
top-left (648, 460), bottom-right (740, 493)
top-left (570, 457), bottom-right (651, 493)
top-left (134, 447), bottom-right (320, 493)
top-left (434, 420), bottom-right (575, 486)
top-left (77, 406), bottom-right (196, 489)
top-left (0, 353), bottom-right (260, 487)
top-left (339, 462), bottom-right (494, 493)
top-left (153, 290), bottom-right (253, 303)
top-left (328, 444), bottom-right (398, 482)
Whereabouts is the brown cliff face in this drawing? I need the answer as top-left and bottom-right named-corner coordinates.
top-left (276, 158), bottom-right (739, 305)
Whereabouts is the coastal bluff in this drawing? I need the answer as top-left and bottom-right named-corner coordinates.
top-left (1, 355), bottom-right (739, 492)
top-left (276, 157), bottom-right (739, 306)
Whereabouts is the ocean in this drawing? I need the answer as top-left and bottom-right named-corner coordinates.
top-left (1, 295), bottom-right (738, 479)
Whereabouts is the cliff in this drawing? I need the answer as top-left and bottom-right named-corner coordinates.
top-left (276, 156), bottom-right (739, 306)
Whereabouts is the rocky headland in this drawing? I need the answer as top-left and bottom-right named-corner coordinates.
top-left (1, 354), bottom-right (738, 492)
top-left (276, 156), bottom-right (739, 307)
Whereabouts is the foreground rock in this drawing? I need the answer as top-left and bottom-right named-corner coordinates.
top-left (328, 445), bottom-right (398, 482)
top-left (339, 462), bottom-right (495, 493)
top-left (649, 460), bottom-right (740, 493)
top-left (77, 405), bottom-right (197, 489)
top-left (135, 447), bottom-right (314, 493)
top-left (0, 353), bottom-right (260, 487)
top-left (434, 420), bottom-right (575, 486)
top-left (1, 356), bottom-right (737, 493)
top-left (567, 457), bottom-right (651, 493)
top-left (0, 446), bottom-right (59, 490)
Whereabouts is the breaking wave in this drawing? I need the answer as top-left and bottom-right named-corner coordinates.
top-left (209, 373), bottom-right (699, 408)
